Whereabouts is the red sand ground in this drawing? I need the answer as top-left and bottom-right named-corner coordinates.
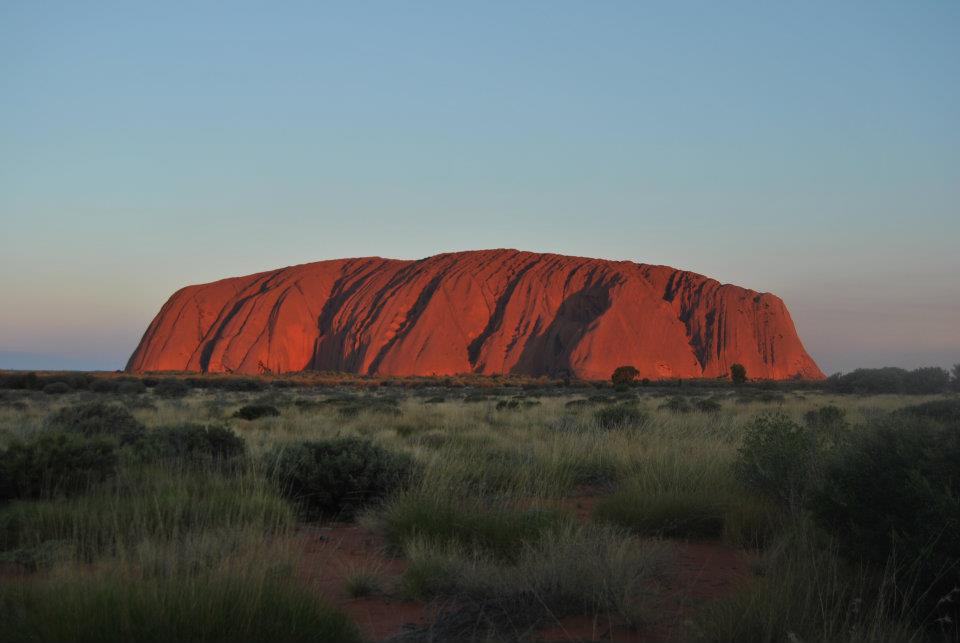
top-left (127, 249), bottom-right (823, 381)
top-left (300, 491), bottom-right (754, 642)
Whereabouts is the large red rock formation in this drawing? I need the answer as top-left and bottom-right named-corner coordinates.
top-left (127, 250), bottom-right (824, 380)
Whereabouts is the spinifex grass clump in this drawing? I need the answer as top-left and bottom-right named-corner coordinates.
top-left (658, 396), bottom-right (693, 414)
top-left (692, 522), bottom-right (919, 643)
top-left (372, 489), bottom-right (570, 561)
top-left (0, 560), bottom-right (360, 643)
top-left (397, 523), bottom-right (672, 639)
top-left (264, 437), bottom-right (413, 519)
top-left (0, 466), bottom-right (295, 561)
top-left (594, 403), bottom-right (648, 430)
top-left (594, 447), bottom-right (779, 546)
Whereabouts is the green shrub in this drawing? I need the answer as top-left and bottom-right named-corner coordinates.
top-left (692, 525), bottom-right (918, 643)
top-left (803, 404), bottom-right (847, 430)
top-left (374, 491), bottom-right (568, 560)
top-left (811, 417), bottom-right (960, 623)
top-left (0, 568), bottom-right (361, 643)
top-left (0, 467), bottom-right (294, 560)
top-left (139, 424), bottom-right (246, 464)
top-left (48, 402), bottom-right (146, 446)
top-left (264, 438), bottom-right (413, 519)
top-left (116, 379), bottom-right (147, 395)
top-left (43, 382), bottom-right (72, 395)
top-left (611, 365), bottom-right (639, 386)
top-left (495, 399), bottom-right (520, 411)
top-left (398, 524), bottom-right (672, 637)
top-left (826, 366), bottom-right (952, 394)
top-left (695, 398), bottom-right (722, 414)
top-left (896, 398), bottom-right (960, 424)
top-left (734, 414), bottom-right (821, 511)
top-left (232, 404), bottom-right (280, 420)
top-left (90, 379), bottom-right (120, 394)
top-left (154, 379), bottom-right (189, 399)
top-left (594, 404), bottom-right (648, 429)
top-left (730, 363), bottom-right (747, 385)
top-left (658, 396), bottom-right (692, 413)
top-left (595, 487), bottom-right (726, 538)
top-left (0, 433), bottom-right (117, 501)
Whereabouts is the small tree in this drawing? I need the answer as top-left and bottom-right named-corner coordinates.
top-left (611, 365), bottom-right (640, 386)
top-left (730, 363), bottom-right (747, 385)
top-left (952, 363), bottom-right (960, 392)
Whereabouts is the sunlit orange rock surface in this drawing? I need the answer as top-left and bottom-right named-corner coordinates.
top-left (127, 249), bottom-right (824, 380)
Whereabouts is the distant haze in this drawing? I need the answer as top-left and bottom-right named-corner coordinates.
top-left (2, 3), bottom-right (958, 375)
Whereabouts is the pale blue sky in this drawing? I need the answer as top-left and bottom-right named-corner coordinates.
top-left (1, 2), bottom-right (958, 373)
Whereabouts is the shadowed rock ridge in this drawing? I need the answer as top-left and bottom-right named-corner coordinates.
top-left (127, 249), bottom-right (824, 380)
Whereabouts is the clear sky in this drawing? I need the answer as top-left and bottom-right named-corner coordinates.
top-left (2, 2), bottom-right (958, 374)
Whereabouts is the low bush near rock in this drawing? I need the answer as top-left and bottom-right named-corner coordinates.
top-left (812, 417), bottom-right (960, 623)
top-left (0, 432), bottom-right (118, 501)
top-left (264, 438), bottom-right (413, 519)
top-left (658, 396), bottom-right (692, 413)
top-left (153, 379), bottom-right (190, 399)
top-left (48, 402), bottom-right (146, 446)
top-left (734, 413), bottom-right (824, 511)
top-left (895, 398), bottom-right (960, 424)
top-left (232, 404), bottom-right (280, 420)
top-left (139, 424), bottom-right (246, 464)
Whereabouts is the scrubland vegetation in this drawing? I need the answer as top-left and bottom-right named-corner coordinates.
top-left (0, 368), bottom-right (958, 642)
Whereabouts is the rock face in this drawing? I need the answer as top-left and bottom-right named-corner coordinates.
top-left (127, 249), bottom-right (824, 380)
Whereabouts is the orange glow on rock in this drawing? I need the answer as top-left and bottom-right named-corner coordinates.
top-left (126, 250), bottom-right (824, 380)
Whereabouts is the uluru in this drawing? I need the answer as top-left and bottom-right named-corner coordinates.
top-left (126, 249), bottom-right (824, 380)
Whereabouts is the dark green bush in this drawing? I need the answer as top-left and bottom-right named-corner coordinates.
top-left (232, 404), bottom-right (280, 421)
top-left (42, 382), bottom-right (72, 395)
top-left (811, 417), bottom-right (960, 625)
top-left (0, 432), bottom-right (118, 501)
top-left (658, 396), bottom-right (692, 413)
top-left (495, 399), bottom-right (520, 411)
top-left (139, 424), bottom-right (246, 464)
top-left (594, 404), bottom-right (648, 430)
top-left (730, 363), bottom-right (747, 384)
top-left (695, 398), bottom-right (722, 414)
top-left (48, 402), bottom-right (146, 446)
top-left (153, 379), bottom-right (189, 399)
top-left (611, 365), bottom-right (639, 386)
top-left (896, 398), bottom-right (960, 424)
top-left (734, 414), bottom-right (821, 511)
top-left (116, 379), bottom-right (146, 395)
top-left (90, 379), bottom-right (120, 394)
top-left (803, 405), bottom-right (847, 431)
top-left (826, 366), bottom-right (952, 394)
top-left (264, 438), bottom-right (413, 519)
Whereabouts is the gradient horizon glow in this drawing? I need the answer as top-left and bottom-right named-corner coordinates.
top-left (2, 2), bottom-right (958, 375)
